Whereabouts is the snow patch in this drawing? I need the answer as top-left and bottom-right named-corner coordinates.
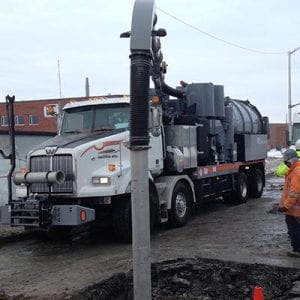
top-left (267, 149), bottom-right (284, 159)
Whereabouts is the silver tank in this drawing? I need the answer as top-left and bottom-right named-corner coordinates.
top-left (226, 97), bottom-right (264, 134)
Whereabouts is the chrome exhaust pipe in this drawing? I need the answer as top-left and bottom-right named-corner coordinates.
top-left (13, 171), bottom-right (65, 185)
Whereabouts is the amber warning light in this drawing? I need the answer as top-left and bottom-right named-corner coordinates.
top-left (152, 96), bottom-right (160, 105)
top-left (108, 164), bottom-right (116, 172)
top-left (80, 210), bottom-right (86, 222)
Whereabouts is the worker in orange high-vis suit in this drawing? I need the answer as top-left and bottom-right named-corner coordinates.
top-left (279, 148), bottom-right (300, 257)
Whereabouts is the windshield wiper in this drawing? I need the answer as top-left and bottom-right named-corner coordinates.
top-left (63, 130), bottom-right (83, 134)
top-left (93, 127), bottom-right (114, 132)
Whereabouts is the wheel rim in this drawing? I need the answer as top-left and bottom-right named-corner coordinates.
top-left (175, 192), bottom-right (187, 218)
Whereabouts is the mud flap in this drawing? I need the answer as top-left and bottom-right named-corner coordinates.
top-left (51, 205), bottom-right (95, 226)
top-left (0, 205), bottom-right (11, 224)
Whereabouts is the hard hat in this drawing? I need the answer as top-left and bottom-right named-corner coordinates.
top-left (283, 149), bottom-right (298, 162)
top-left (295, 139), bottom-right (300, 150)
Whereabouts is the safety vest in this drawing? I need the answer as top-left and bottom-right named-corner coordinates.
top-left (275, 151), bottom-right (300, 177)
top-left (280, 161), bottom-right (300, 217)
top-left (275, 162), bottom-right (289, 177)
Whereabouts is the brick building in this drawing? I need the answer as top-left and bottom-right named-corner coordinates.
top-left (268, 123), bottom-right (288, 150)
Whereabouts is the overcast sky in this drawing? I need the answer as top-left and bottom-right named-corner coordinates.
top-left (0, 0), bottom-right (300, 123)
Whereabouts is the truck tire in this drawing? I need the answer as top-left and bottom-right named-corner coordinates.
top-left (248, 168), bottom-right (264, 198)
top-left (113, 195), bottom-right (132, 243)
top-left (224, 172), bottom-right (248, 205)
top-left (113, 192), bottom-right (157, 243)
top-left (232, 172), bottom-right (248, 204)
top-left (167, 182), bottom-right (191, 228)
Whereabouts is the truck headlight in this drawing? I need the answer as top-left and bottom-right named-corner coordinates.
top-left (92, 176), bottom-right (111, 185)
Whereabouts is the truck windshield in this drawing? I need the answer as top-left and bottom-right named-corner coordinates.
top-left (61, 104), bottom-right (129, 134)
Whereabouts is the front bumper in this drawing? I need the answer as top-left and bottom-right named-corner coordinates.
top-left (0, 201), bottom-right (95, 228)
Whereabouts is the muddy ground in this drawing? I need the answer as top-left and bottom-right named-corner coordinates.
top-left (1, 158), bottom-right (300, 299)
top-left (75, 258), bottom-right (300, 299)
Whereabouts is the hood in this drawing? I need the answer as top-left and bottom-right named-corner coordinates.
top-left (31, 129), bottom-right (126, 151)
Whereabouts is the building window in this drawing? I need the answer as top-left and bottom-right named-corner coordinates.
top-left (29, 115), bottom-right (39, 125)
top-left (44, 104), bottom-right (59, 117)
top-left (1, 116), bottom-right (8, 126)
top-left (15, 116), bottom-right (25, 126)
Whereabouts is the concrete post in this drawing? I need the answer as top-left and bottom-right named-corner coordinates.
top-left (131, 148), bottom-right (151, 300)
top-left (129, 1), bottom-right (156, 299)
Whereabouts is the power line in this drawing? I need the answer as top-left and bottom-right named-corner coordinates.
top-left (157, 7), bottom-right (287, 55)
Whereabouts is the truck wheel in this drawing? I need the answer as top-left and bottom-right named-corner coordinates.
top-left (232, 172), bottom-right (248, 204)
top-left (113, 195), bottom-right (132, 243)
top-left (167, 182), bottom-right (191, 228)
top-left (248, 168), bottom-right (264, 198)
top-left (224, 172), bottom-right (248, 205)
top-left (113, 192), bottom-right (157, 243)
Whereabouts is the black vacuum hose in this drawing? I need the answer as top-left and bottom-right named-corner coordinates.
top-left (162, 81), bottom-right (184, 99)
top-left (130, 52), bottom-right (152, 147)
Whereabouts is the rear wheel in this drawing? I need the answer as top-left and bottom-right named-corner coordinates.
top-left (224, 172), bottom-right (248, 205)
top-left (248, 168), bottom-right (264, 198)
top-left (167, 182), bottom-right (191, 228)
top-left (233, 172), bottom-right (248, 204)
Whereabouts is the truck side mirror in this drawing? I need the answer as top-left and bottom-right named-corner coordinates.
top-left (150, 106), bottom-right (161, 137)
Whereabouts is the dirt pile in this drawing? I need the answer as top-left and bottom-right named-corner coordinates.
top-left (75, 257), bottom-right (300, 300)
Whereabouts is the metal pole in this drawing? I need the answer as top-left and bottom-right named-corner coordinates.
top-left (57, 60), bottom-right (62, 98)
top-left (85, 77), bottom-right (90, 97)
top-left (5, 95), bottom-right (16, 205)
top-left (57, 60), bottom-right (63, 133)
top-left (287, 47), bottom-right (300, 143)
top-left (288, 51), bottom-right (292, 142)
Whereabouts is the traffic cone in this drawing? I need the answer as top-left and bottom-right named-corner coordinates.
top-left (252, 286), bottom-right (264, 300)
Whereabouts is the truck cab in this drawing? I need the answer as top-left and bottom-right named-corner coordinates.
top-left (1, 96), bottom-right (164, 241)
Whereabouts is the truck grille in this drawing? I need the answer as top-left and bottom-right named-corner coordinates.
top-left (30, 155), bottom-right (73, 193)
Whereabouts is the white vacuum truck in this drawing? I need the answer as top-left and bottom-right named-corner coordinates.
top-left (0, 4), bottom-right (269, 242)
top-left (0, 89), bottom-right (268, 242)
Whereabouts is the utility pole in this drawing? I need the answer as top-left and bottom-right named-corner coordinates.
top-left (85, 77), bottom-right (90, 97)
top-left (128, 0), bottom-right (155, 299)
top-left (57, 60), bottom-right (63, 132)
top-left (57, 60), bottom-right (62, 98)
top-left (288, 47), bottom-right (300, 143)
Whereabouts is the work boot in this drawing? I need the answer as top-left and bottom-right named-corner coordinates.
top-left (287, 251), bottom-right (300, 257)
